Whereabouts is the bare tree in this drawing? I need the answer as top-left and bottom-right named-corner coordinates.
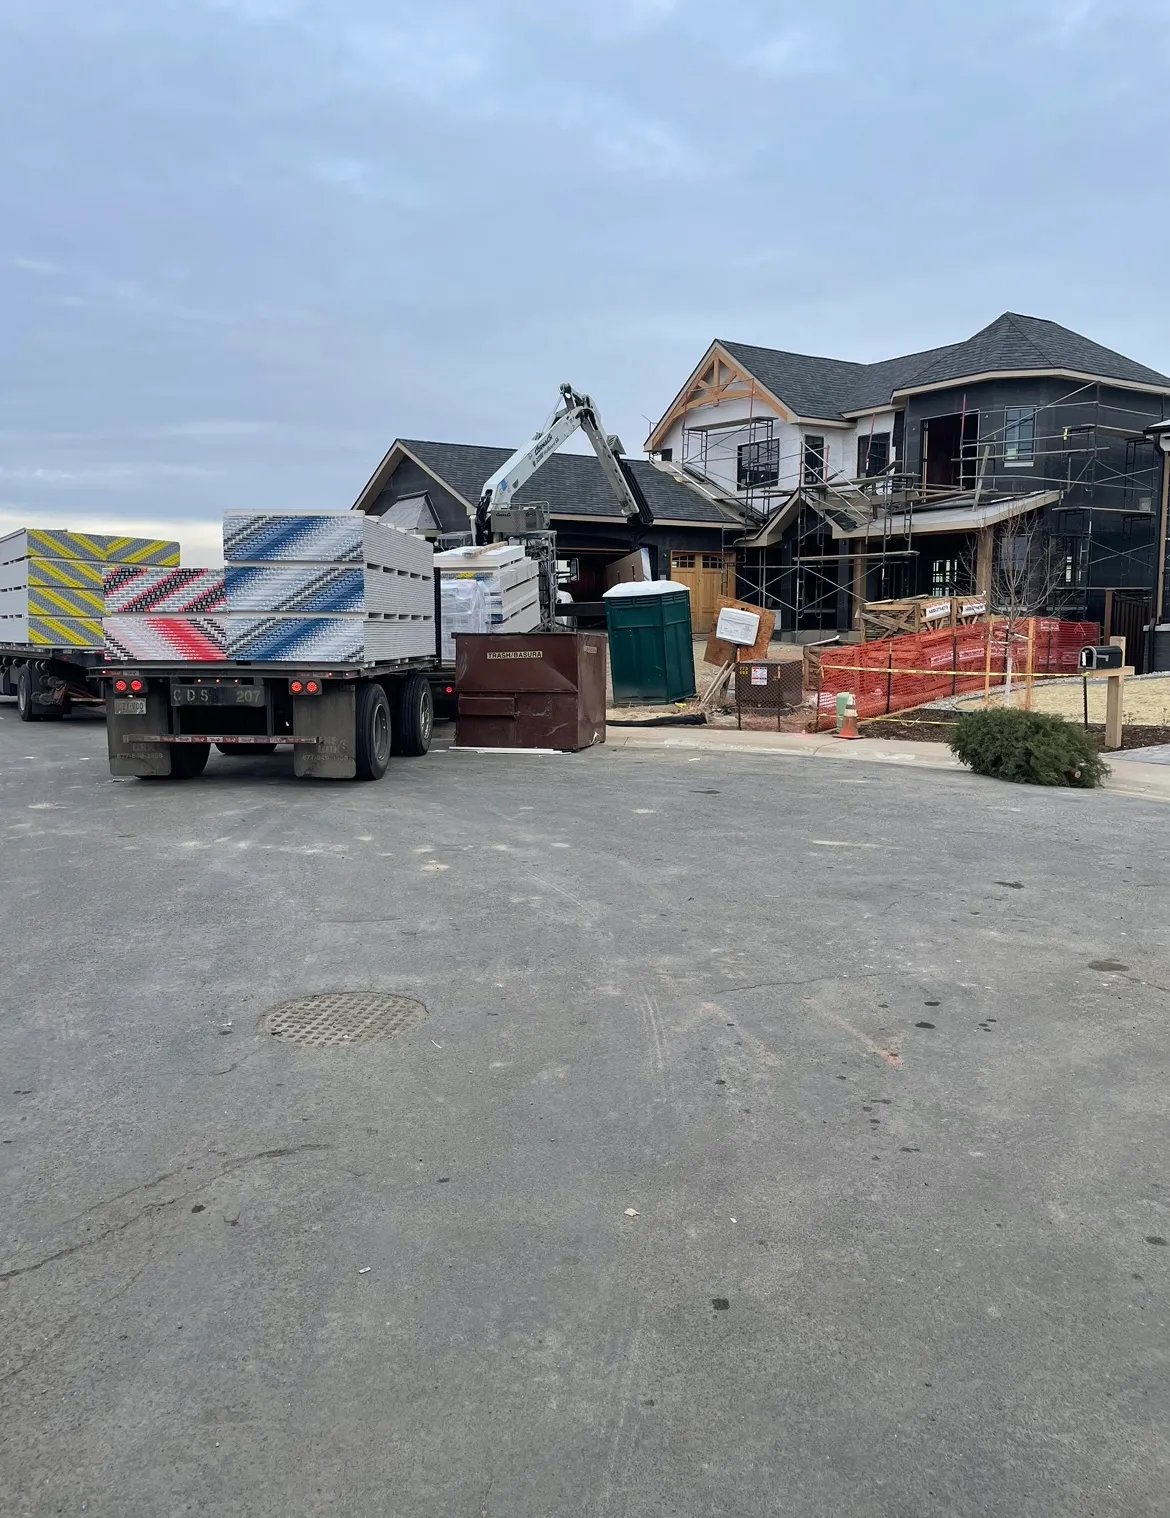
top-left (988, 513), bottom-right (1069, 701)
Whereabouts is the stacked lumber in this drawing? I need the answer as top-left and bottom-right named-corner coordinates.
top-left (434, 543), bottom-right (541, 656)
top-left (221, 511), bottom-right (435, 662)
top-left (0, 528), bottom-right (178, 650)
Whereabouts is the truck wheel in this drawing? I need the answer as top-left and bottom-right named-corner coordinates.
top-left (16, 666), bottom-right (40, 722)
top-left (391, 673), bottom-right (433, 757)
top-left (355, 682), bottom-right (391, 780)
top-left (170, 743), bottom-right (211, 779)
top-left (216, 743), bottom-right (278, 756)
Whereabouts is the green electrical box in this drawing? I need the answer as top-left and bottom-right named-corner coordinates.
top-left (603, 581), bottom-right (696, 705)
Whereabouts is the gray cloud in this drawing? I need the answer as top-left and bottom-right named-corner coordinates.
top-left (1, 0), bottom-right (1168, 550)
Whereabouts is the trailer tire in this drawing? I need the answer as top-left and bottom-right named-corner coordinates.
top-left (16, 666), bottom-right (40, 722)
top-left (355, 682), bottom-right (391, 781)
top-left (170, 743), bottom-right (211, 779)
top-left (216, 743), bottom-right (278, 756)
top-left (391, 673), bottom-right (433, 757)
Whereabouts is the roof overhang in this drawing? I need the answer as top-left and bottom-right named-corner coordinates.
top-left (352, 440), bottom-right (478, 516)
top-left (829, 489), bottom-right (1060, 540)
top-left (644, 341), bottom-right (793, 452)
top-left (890, 369), bottom-right (1170, 403)
top-left (742, 491), bottom-right (803, 547)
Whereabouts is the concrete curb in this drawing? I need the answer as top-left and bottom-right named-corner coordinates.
top-left (603, 726), bottom-right (1170, 803)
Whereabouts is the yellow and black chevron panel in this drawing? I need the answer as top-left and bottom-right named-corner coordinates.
top-left (24, 529), bottom-right (179, 565)
top-left (29, 615), bottom-right (103, 648)
top-left (26, 557), bottom-right (106, 590)
top-left (27, 584), bottom-right (104, 617)
top-left (26, 529), bottom-right (111, 562)
top-left (104, 536), bottom-right (180, 566)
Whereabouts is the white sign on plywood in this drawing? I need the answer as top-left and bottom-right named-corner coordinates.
top-left (714, 606), bottom-right (760, 646)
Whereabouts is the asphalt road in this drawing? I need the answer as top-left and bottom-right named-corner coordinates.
top-left (1, 707), bottom-right (1168, 1517)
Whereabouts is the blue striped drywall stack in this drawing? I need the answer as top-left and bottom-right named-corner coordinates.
top-left (221, 511), bottom-right (435, 662)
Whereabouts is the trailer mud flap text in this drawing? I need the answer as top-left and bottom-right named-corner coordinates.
top-left (293, 684), bottom-right (356, 779)
top-left (107, 686), bottom-right (173, 776)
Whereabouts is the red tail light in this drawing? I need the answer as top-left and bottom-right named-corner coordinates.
top-left (290, 680), bottom-right (303, 694)
top-left (305, 679), bottom-right (320, 694)
top-left (114, 679), bottom-right (128, 693)
top-left (129, 679), bottom-right (144, 693)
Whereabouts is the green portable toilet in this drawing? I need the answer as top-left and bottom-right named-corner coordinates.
top-left (603, 580), bottom-right (696, 705)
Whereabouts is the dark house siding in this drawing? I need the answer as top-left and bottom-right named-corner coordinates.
top-left (364, 457), bottom-right (473, 536)
top-left (900, 378), bottom-right (1168, 627)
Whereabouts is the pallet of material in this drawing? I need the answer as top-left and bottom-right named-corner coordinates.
top-left (224, 614), bottom-right (434, 663)
top-left (223, 564), bottom-right (433, 617)
top-left (0, 613), bottom-right (105, 648)
top-left (0, 528), bottom-right (179, 649)
top-left (103, 566), bottom-right (227, 614)
top-left (214, 510), bottom-right (437, 663)
top-left (223, 510), bottom-right (432, 571)
top-left (0, 528), bottom-right (180, 567)
top-left (103, 616), bottom-right (228, 661)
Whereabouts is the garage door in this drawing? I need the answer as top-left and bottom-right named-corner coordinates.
top-left (670, 552), bottom-right (735, 633)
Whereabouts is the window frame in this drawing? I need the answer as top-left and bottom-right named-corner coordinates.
top-left (736, 438), bottom-right (781, 492)
top-left (857, 431), bottom-right (891, 479)
top-left (1003, 406), bottom-right (1036, 466)
top-left (802, 434), bottom-right (827, 485)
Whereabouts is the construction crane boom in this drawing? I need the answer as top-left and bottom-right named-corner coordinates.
top-left (473, 383), bottom-right (654, 544)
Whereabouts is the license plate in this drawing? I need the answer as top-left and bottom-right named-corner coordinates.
top-left (113, 697), bottom-right (147, 716)
top-left (171, 685), bottom-right (266, 707)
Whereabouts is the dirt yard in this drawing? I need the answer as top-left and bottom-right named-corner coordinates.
top-left (947, 673), bottom-right (1170, 726)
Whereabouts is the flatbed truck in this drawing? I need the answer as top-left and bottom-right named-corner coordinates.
top-left (0, 645), bottom-right (106, 721)
top-left (102, 654), bottom-right (438, 780)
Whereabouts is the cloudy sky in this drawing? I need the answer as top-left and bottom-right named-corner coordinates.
top-left (2, 0), bottom-right (1168, 560)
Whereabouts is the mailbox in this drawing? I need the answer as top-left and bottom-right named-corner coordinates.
top-left (1079, 645), bottom-right (1124, 671)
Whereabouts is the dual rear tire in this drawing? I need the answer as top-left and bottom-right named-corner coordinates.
top-left (355, 674), bottom-right (433, 780)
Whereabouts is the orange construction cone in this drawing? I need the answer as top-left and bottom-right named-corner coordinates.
top-left (836, 693), bottom-right (860, 740)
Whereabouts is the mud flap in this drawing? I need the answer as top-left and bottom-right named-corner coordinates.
top-left (107, 687), bottom-right (173, 776)
top-left (293, 684), bottom-right (357, 779)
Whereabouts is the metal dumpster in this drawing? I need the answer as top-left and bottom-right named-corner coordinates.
top-left (603, 580), bottom-right (696, 705)
top-left (454, 632), bottom-right (606, 750)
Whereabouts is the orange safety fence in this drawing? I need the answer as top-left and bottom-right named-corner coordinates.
top-left (812, 619), bottom-right (1099, 729)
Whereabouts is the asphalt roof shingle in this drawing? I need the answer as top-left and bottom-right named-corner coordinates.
top-left (720, 313), bottom-right (1170, 420)
top-left (397, 440), bottom-right (742, 525)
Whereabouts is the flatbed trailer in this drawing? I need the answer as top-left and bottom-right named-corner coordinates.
top-left (0, 645), bottom-right (106, 721)
top-left (102, 655), bottom-right (439, 780)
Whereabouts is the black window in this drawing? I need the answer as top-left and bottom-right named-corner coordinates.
top-left (1004, 406), bottom-right (1036, 462)
top-left (737, 438), bottom-right (780, 490)
top-left (857, 431), bottom-right (890, 478)
top-left (658, 447), bottom-right (673, 462)
top-left (931, 558), bottom-right (960, 596)
top-left (803, 435), bottom-right (826, 485)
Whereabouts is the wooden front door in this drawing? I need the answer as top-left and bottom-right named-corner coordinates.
top-left (671, 552), bottom-right (735, 633)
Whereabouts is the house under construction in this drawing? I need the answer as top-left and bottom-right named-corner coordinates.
top-left (644, 314), bottom-right (1170, 666)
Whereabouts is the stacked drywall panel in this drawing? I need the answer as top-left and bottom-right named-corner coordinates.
top-left (221, 511), bottom-right (436, 662)
top-left (102, 567), bottom-right (228, 661)
top-left (0, 528), bottom-right (179, 649)
top-left (434, 543), bottom-right (541, 657)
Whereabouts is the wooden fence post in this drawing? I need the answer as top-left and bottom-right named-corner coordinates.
top-left (1024, 617), bottom-right (1036, 711)
top-left (982, 613), bottom-right (993, 707)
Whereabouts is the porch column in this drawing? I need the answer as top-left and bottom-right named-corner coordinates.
top-left (976, 528), bottom-right (993, 596)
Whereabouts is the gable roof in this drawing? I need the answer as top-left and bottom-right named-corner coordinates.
top-left (360, 439), bottom-right (743, 527)
top-left (707, 314), bottom-right (1170, 427)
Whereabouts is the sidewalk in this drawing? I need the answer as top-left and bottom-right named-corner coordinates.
top-left (604, 724), bottom-right (1170, 804)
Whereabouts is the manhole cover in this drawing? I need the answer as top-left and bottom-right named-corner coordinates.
top-left (264, 992), bottom-right (428, 1048)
